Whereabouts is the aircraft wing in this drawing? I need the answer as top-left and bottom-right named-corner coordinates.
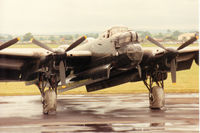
top-left (0, 48), bottom-right (47, 81)
top-left (176, 47), bottom-right (198, 70)
top-left (0, 48), bottom-right (92, 81)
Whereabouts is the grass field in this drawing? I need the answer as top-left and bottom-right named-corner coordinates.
top-left (0, 43), bottom-right (199, 96)
top-left (9, 43), bottom-right (199, 48)
top-left (9, 43), bottom-right (60, 48)
top-left (141, 43), bottom-right (199, 47)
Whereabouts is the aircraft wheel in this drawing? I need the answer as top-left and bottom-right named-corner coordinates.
top-left (41, 96), bottom-right (44, 103)
top-left (43, 89), bottom-right (57, 114)
top-left (149, 86), bottom-right (165, 109)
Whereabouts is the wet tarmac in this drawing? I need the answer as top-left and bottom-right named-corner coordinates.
top-left (0, 93), bottom-right (198, 133)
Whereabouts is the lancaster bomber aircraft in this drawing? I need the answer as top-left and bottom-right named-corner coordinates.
top-left (0, 26), bottom-right (199, 114)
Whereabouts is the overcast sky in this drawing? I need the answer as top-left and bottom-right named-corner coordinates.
top-left (0, 0), bottom-right (199, 34)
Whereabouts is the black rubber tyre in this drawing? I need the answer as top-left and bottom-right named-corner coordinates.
top-left (43, 89), bottom-right (57, 114)
top-left (149, 86), bottom-right (165, 109)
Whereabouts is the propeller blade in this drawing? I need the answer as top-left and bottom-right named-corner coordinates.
top-left (65, 36), bottom-right (87, 52)
top-left (31, 38), bottom-right (55, 53)
top-left (170, 59), bottom-right (176, 83)
top-left (59, 61), bottom-right (66, 86)
top-left (146, 36), bottom-right (168, 51)
top-left (177, 35), bottom-right (198, 50)
top-left (0, 38), bottom-right (20, 50)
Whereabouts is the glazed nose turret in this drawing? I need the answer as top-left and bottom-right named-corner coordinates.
top-left (126, 44), bottom-right (143, 66)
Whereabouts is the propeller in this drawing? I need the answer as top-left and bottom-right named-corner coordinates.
top-left (170, 59), bottom-right (176, 83)
top-left (0, 37), bottom-right (20, 50)
top-left (177, 36), bottom-right (199, 50)
top-left (31, 38), bottom-right (55, 53)
top-left (145, 36), bottom-right (168, 51)
top-left (65, 36), bottom-right (87, 52)
top-left (31, 36), bottom-right (87, 86)
top-left (59, 61), bottom-right (66, 86)
top-left (146, 35), bottom-right (198, 83)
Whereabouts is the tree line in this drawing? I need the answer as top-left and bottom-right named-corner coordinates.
top-left (0, 30), bottom-right (196, 44)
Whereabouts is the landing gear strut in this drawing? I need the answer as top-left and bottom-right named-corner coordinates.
top-left (36, 73), bottom-right (58, 114)
top-left (143, 71), bottom-right (166, 109)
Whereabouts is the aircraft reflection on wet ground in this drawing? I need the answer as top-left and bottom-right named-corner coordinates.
top-left (0, 93), bottom-right (198, 133)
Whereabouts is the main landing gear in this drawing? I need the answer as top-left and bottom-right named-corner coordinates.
top-left (43, 89), bottom-right (57, 114)
top-left (143, 71), bottom-right (166, 109)
top-left (36, 73), bottom-right (58, 114)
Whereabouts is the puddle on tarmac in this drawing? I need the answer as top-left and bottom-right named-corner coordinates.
top-left (38, 122), bottom-right (197, 132)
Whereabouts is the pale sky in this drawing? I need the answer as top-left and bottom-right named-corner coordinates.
top-left (0, 0), bottom-right (199, 34)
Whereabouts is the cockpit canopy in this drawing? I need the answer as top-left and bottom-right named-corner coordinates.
top-left (99, 26), bottom-right (130, 39)
top-left (99, 26), bottom-right (139, 45)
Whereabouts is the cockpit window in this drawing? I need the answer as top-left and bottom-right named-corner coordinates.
top-left (99, 26), bottom-right (129, 39)
top-left (109, 26), bottom-right (128, 36)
